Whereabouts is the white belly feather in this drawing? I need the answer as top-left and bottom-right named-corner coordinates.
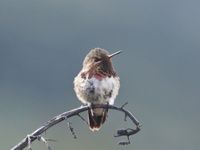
top-left (74, 74), bottom-right (120, 105)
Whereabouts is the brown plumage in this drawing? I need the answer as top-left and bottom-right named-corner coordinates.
top-left (74, 48), bottom-right (121, 131)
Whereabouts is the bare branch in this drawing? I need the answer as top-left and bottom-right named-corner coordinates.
top-left (11, 104), bottom-right (140, 150)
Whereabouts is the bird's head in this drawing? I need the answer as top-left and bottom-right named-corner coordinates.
top-left (82, 48), bottom-right (121, 73)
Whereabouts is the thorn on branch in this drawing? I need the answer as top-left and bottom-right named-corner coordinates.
top-left (115, 127), bottom-right (140, 137)
top-left (114, 128), bottom-right (133, 137)
top-left (46, 139), bottom-right (57, 142)
top-left (77, 113), bottom-right (89, 125)
top-left (124, 113), bottom-right (128, 121)
top-left (37, 136), bottom-right (52, 150)
top-left (118, 136), bottom-right (131, 145)
top-left (118, 141), bottom-right (130, 145)
top-left (121, 102), bottom-right (128, 109)
top-left (27, 135), bottom-right (32, 150)
top-left (67, 122), bottom-right (77, 139)
top-left (115, 129), bottom-right (132, 145)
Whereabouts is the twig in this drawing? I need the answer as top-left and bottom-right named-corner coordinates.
top-left (27, 135), bottom-right (32, 150)
top-left (11, 104), bottom-right (141, 150)
top-left (121, 102), bottom-right (128, 109)
top-left (37, 136), bottom-right (51, 150)
top-left (77, 114), bottom-right (89, 125)
top-left (67, 122), bottom-right (77, 139)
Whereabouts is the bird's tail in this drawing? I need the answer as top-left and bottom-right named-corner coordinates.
top-left (88, 108), bottom-right (107, 131)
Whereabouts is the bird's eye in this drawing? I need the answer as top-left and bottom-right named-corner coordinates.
top-left (94, 58), bottom-right (100, 62)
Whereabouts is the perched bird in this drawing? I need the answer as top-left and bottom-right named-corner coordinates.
top-left (74, 48), bottom-right (121, 131)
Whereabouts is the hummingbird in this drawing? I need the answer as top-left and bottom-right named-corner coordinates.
top-left (74, 48), bottom-right (121, 131)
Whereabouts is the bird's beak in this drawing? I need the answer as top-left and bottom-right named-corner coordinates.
top-left (108, 51), bottom-right (122, 58)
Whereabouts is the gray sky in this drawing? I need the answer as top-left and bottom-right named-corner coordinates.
top-left (1, 0), bottom-right (200, 149)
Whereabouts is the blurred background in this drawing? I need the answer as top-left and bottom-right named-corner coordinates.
top-left (1, 0), bottom-right (200, 149)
